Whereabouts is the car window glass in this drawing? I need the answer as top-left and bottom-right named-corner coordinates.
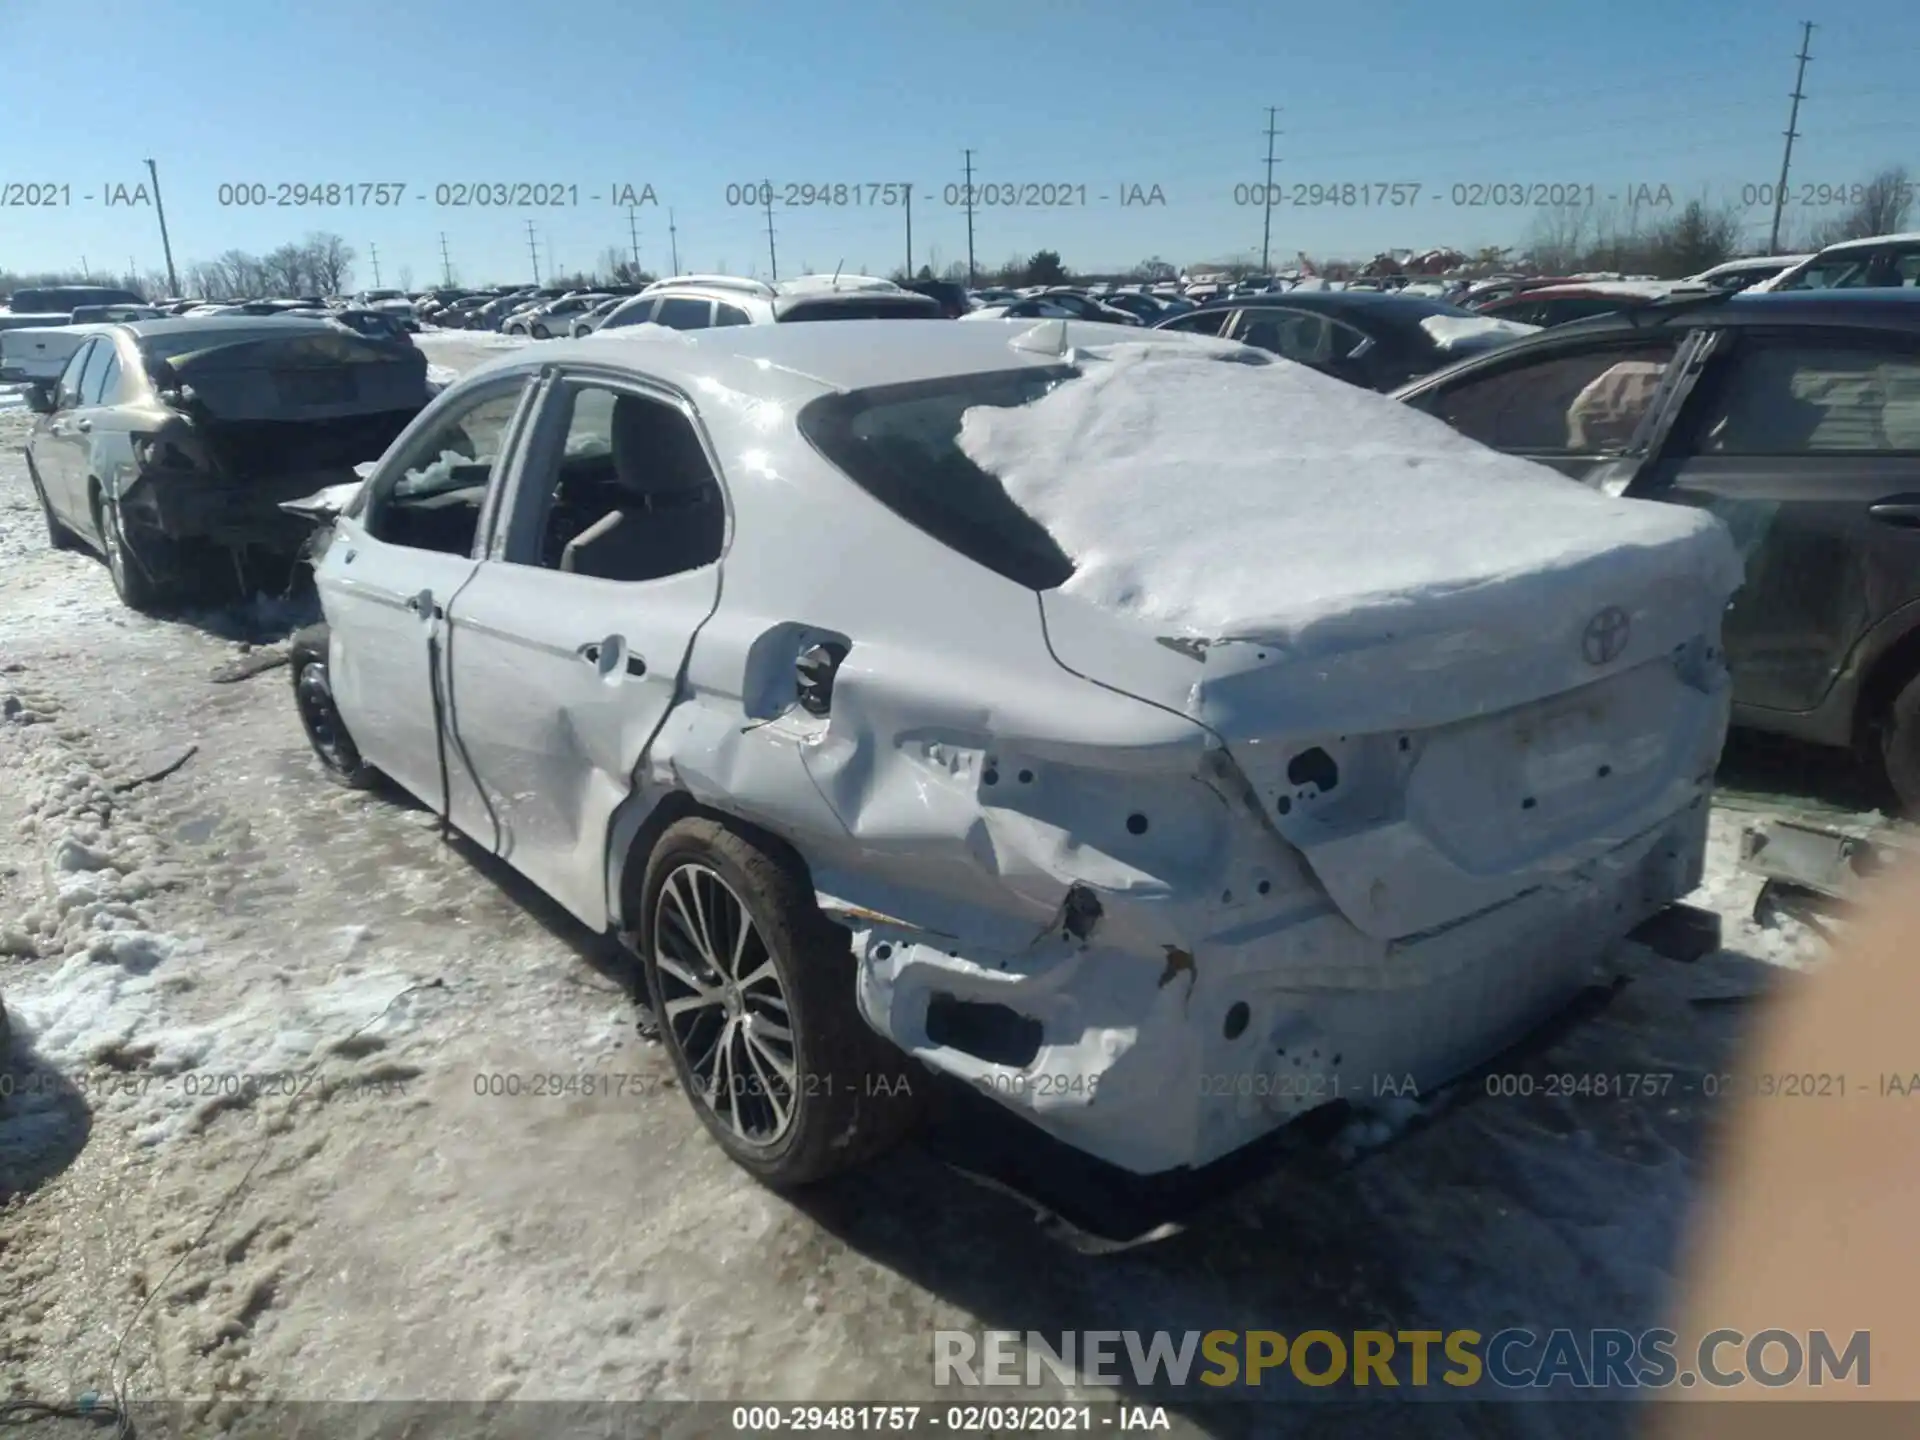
top-left (653, 297), bottom-right (713, 330)
top-left (367, 383), bottom-right (529, 554)
top-left (798, 368), bottom-right (1077, 590)
top-left (517, 382), bottom-right (725, 581)
top-left (56, 340), bottom-right (99, 406)
top-left (1689, 343), bottom-right (1920, 454)
top-left (714, 303), bottom-right (751, 326)
top-left (74, 339), bottom-right (114, 406)
top-left (1892, 253), bottom-right (1920, 288)
top-left (86, 351), bottom-right (122, 406)
top-left (1430, 342), bottom-right (1677, 452)
top-left (1234, 309), bottom-right (1340, 365)
top-left (602, 298), bottom-right (655, 329)
top-left (1160, 310), bottom-right (1231, 337)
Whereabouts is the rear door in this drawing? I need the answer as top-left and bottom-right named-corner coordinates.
top-left (443, 371), bottom-right (726, 927)
top-left (1400, 333), bottom-right (1683, 482)
top-left (1627, 328), bottom-right (1920, 715)
top-left (32, 338), bottom-right (105, 527)
top-left (318, 375), bottom-right (537, 812)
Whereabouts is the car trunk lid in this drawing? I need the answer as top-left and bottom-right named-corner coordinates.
top-left (149, 329), bottom-right (427, 424)
top-left (961, 343), bottom-right (1742, 940)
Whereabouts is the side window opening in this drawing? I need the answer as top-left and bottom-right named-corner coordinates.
top-left (519, 383), bottom-right (725, 582)
top-left (1431, 342), bottom-right (1677, 453)
top-left (57, 340), bottom-right (99, 408)
top-left (87, 351), bottom-right (123, 406)
top-left (364, 384), bottom-right (527, 555)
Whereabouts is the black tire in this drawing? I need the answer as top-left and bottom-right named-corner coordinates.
top-left (95, 488), bottom-right (175, 613)
top-left (26, 456), bottom-right (80, 551)
top-left (290, 626), bottom-right (380, 790)
top-left (531, 323), bottom-right (550, 339)
top-left (640, 817), bottom-right (919, 1187)
top-left (1879, 668), bottom-right (1920, 817)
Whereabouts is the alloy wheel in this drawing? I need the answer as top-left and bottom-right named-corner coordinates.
top-left (653, 862), bottom-right (797, 1148)
top-left (295, 662), bottom-right (353, 773)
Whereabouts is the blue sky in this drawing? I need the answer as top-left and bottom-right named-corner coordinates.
top-left (4, 0), bottom-right (1915, 289)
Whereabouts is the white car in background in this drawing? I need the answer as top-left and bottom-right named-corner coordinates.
top-left (285, 318), bottom-right (1737, 1187)
top-left (570, 295), bottom-right (628, 337)
top-left (505, 293), bottom-right (613, 338)
top-left (592, 274), bottom-right (941, 333)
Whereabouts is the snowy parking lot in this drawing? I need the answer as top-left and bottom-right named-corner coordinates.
top-left (0, 337), bottom-right (1847, 1439)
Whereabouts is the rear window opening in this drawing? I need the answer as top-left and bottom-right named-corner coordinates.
top-left (798, 367), bottom-right (1079, 590)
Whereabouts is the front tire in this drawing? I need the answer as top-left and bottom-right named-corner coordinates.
top-left (290, 627), bottom-right (379, 790)
top-left (531, 323), bottom-right (550, 339)
top-left (640, 818), bottom-right (918, 1187)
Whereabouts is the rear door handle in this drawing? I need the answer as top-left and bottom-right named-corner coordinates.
top-left (404, 591), bottom-right (442, 619)
top-left (1868, 497), bottom-right (1920, 529)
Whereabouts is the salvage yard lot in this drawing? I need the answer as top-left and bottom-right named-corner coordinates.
top-left (0, 364), bottom-right (1833, 1438)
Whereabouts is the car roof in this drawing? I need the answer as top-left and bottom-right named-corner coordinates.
top-left (121, 314), bottom-right (356, 342)
top-left (1185, 289), bottom-right (1459, 313)
top-left (1503, 287), bottom-right (1920, 341)
top-left (1815, 230), bottom-right (1920, 255)
top-left (462, 316), bottom-right (1157, 400)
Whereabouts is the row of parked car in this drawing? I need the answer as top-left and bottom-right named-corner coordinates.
top-left (11, 252), bottom-right (1920, 1190)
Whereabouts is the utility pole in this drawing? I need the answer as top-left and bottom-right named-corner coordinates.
top-left (81, 257), bottom-right (91, 278)
top-left (440, 232), bottom-right (453, 285)
top-left (762, 183), bottom-right (778, 280)
top-left (144, 158), bottom-right (179, 296)
top-left (963, 149), bottom-right (977, 286)
top-left (1768, 22), bottom-right (1816, 253)
top-left (525, 219), bottom-right (541, 283)
top-left (627, 205), bottom-right (642, 268)
top-left (1260, 106), bottom-right (1283, 274)
top-left (669, 209), bottom-right (680, 274)
top-left (905, 187), bottom-right (913, 277)
top-left (369, 242), bottom-right (382, 287)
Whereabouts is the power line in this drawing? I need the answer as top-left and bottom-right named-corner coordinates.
top-left (1769, 21), bottom-right (1817, 253)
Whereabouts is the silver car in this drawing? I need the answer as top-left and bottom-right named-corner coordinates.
top-left (284, 318), bottom-right (1735, 1188)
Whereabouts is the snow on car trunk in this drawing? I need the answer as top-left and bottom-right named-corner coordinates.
top-left (960, 343), bottom-right (1742, 941)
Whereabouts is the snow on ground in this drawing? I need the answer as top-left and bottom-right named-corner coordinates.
top-left (0, 402), bottom-right (1845, 1435)
top-left (959, 344), bottom-right (1740, 639)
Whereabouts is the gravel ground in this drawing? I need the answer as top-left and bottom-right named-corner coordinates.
top-left (0, 360), bottom-right (1837, 1439)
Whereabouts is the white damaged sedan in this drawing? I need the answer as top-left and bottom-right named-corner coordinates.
top-left (287, 317), bottom-right (1741, 1185)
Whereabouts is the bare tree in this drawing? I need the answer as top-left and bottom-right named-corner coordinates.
top-left (264, 243), bottom-right (308, 296)
top-left (304, 233), bottom-right (355, 295)
top-left (397, 264), bottom-right (415, 292)
top-left (1810, 166), bottom-right (1913, 247)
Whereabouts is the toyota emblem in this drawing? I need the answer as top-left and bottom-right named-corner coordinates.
top-left (1581, 606), bottom-right (1631, 665)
